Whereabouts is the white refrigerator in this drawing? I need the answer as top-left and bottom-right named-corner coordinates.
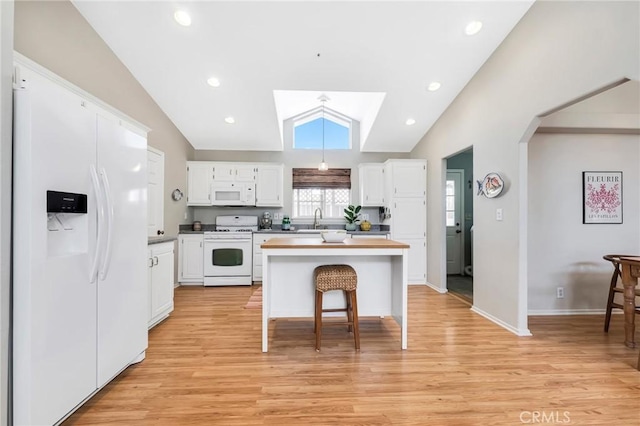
top-left (13, 62), bottom-right (148, 425)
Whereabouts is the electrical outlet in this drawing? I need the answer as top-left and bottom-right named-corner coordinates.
top-left (362, 213), bottom-right (369, 221)
top-left (496, 208), bottom-right (503, 221)
top-left (556, 287), bottom-right (564, 299)
top-left (184, 212), bottom-right (188, 220)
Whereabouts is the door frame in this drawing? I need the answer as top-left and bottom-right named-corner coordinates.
top-left (445, 169), bottom-right (465, 276)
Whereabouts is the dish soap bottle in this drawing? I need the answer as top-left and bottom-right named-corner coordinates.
top-left (281, 215), bottom-right (291, 231)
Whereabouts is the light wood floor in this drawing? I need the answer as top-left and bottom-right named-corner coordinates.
top-left (64, 286), bottom-right (640, 425)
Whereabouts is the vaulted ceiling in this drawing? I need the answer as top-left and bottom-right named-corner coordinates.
top-left (72, 1), bottom-right (534, 152)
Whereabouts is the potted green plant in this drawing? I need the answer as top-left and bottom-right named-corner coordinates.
top-left (344, 205), bottom-right (362, 231)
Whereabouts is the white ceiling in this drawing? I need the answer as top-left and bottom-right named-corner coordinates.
top-left (72, 1), bottom-right (534, 152)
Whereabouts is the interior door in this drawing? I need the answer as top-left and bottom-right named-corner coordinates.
top-left (147, 147), bottom-right (164, 237)
top-left (446, 170), bottom-right (464, 275)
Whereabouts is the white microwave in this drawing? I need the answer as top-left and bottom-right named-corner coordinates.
top-left (210, 182), bottom-right (256, 206)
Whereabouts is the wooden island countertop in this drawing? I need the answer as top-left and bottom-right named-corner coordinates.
top-left (261, 237), bottom-right (409, 249)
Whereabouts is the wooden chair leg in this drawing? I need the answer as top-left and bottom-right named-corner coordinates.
top-left (350, 290), bottom-right (360, 351)
top-left (345, 290), bottom-right (353, 333)
top-left (315, 290), bottom-right (323, 352)
top-left (604, 267), bottom-right (620, 332)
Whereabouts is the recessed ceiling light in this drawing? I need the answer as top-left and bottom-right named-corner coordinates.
top-left (224, 117), bottom-right (235, 124)
top-left (427, 82), bottom-right (441, 92)
top-left (405, 118), bottom-right (416, 126)
top-left (465, 21), bottom-right (483, 36)
top-left (174, 10), bottom-right (192, 27)
top-left (207, 77), bottom-right (221, 88)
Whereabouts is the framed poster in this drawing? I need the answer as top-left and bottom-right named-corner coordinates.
top-left (582, 171), bottom-right (622, 224)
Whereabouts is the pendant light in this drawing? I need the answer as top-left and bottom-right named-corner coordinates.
top-left (318, 94), bottom-right (329, 171)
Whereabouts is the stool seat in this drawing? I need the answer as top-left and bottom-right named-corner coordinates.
top-left (314, 265), bottom-right (359, 352)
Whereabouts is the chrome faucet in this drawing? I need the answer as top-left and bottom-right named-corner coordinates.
top-left (313, 208), bottom-right (323, 229)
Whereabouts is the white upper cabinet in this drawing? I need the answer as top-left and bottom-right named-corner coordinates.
top-left (385, 160), bottom-right (426, 198)
top-left (256, 164), bottom-right (284, 207)
top-left (186, 161), bottom-right (213, 206)
top-left (212, 162), bottom-right (256, 182)
top-left (359, 163), bottom-right (385, 206)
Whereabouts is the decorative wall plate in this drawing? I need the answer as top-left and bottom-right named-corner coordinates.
top-left (171, 188), bottom-right (184, 201)
top-left (477, 173), bottom-right (504, 198)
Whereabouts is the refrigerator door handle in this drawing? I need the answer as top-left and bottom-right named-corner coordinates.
top-left (99, 167), bottom-right (115, 281)
top-left (90, 165), bottom-right (104, 283)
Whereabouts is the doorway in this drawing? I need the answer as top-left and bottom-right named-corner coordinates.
top-left (446, 148), bottom-right (473, 304)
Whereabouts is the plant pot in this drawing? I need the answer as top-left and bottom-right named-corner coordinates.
top-left (345, 223), bottom-right (357, 231)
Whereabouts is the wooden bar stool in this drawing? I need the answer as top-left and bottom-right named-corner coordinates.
top-left (314, 265), bottom-right (360, 352)
top-left (603, 254), bottom-right (640, 332)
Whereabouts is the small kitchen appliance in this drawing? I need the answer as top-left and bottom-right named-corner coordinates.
top-left (260, 212), bottom-right (272, 230)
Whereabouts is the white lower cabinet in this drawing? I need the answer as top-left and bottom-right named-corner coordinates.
top-left (403, 237), bottom-right (427, 284)
top-left (148, 241), bottom-right (175, 328)
top-left (178, 234), bottom-right (204, 284)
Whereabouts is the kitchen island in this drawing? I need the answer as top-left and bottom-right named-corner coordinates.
top-left (261, 237), bottom-right (410, 352)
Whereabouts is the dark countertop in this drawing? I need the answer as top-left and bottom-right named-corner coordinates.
top-left (148, 236), bottom-right (178, 245)
top-left (254, 229), bottom-right (390, 235)
top-left (178, 223), bottom-right (390, 235)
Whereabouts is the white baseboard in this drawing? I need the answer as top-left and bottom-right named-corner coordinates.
top-left (426, 281), bottom-right (447, 294)
top-left (471, 305), bottom-right (532, 337)
top-left (178, 282), bottom-right (203, 286)
top-left (528, 309), bottom-right (607, 316)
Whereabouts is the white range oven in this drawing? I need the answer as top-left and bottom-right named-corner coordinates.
top-left (203, 215), bottom-right (257, 286)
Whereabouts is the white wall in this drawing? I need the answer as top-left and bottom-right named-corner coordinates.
top-left (0, 1), bottom-right (12, 424)
top-left (410, 1), bottom-right (639, 334)
top-left (528, 133), bottom-right (640, 314)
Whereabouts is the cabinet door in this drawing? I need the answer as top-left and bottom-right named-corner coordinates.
top-left (391, 197), bottom-right (426, 240)
top-left (179, 235), bottom-right (204, 282)
top-left (187, 162), bottom-right (212, 205)
top-left (211, 163), bottom-right (236, 182)
top-left (405, 237), bottom-right (427, 284)
top-left (235, 164), bottom-right (257, 182)
top-left (359, 164), bottom-right (385, 206)
top-left (388, 161), bottom-right (426, 198)
top-left (150, 244), bottom-right (174, 322)
top-left (256, 165), bottom-right (283, 207)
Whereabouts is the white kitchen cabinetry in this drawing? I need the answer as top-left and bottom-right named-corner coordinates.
top-left (186, 161), bottom-right (213, 206)
top-left (390, 198), bottom-right (426, 241)
top-left (256, 164), bottom-right (284, 207)
top-left (178, 234), bottom-right (204, 284)
top-left (359, 163), bottom-right (385, 206)
top-left (385, 159), bottom-right (427, 285)
top-left (405, 238), bottom-right (427, 283)
top-left (385, 159), bottom-right (426, 198)
top-left (212, 162), bottom-right (256, 182)
top-left (148, 242), bottom-right (175, 328)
